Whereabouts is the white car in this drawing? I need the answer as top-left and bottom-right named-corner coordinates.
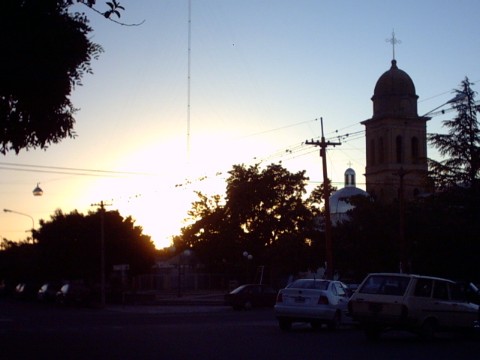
top-left (348, 273), bottom-right (480, 340)
top-left (274, 279), bottom-right (351, 331)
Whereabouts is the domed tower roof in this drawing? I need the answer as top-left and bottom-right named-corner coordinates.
top-left (344, 168), bottom-right (356, 187)
top-left (371, 60), bottom-right (418, 119)
top-left (330, 168), bottom-right (368, 225)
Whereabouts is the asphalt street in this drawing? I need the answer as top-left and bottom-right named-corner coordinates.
top-left (2, 297), bottom-right (480, 360)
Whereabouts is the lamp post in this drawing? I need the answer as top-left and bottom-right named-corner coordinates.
top-left (177, 249), bottom-right (192, 297)
top-left (3, 208), bottom-right (34, 232)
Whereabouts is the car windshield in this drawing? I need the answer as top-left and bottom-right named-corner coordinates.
top-left (287, 279), bottom-right (329, 290)
top-left (231, 285), bottom-right (250, 294)
top-left (470, 282), bottom-right (479, 293)
top-left (359, 275), bottom-right (410, 296)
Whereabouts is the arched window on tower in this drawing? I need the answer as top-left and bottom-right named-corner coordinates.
top-left (379, 137), bottom-right (385, 164)
top-left (370, 139), bottom-right (376, 165)
top-left (396, 135), bottom-right (403, 164)
top-left (411, 137), bottom-right (419, 164)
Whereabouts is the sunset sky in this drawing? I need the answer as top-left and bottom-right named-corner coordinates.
top-left (1, 0), bottom-right (479, 249)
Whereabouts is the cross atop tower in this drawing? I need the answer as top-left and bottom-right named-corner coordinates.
top-left (386, 30), bottom-right (401, 60)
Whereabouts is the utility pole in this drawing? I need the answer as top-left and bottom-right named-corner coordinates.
top-left (306, 118), bottom-right (341, 279)
top-left (91, 200), bottom-right (111, 308)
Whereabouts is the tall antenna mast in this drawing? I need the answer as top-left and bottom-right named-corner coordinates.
top-left (187, 0), bottom-right (192, 160)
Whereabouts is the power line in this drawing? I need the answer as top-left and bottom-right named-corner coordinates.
top-left (0, 166), bottom-right (116, 177)
top-left (236, 118), bottom-right (319, 140)
top-left (0, 162), bottom-right (155, 177)
top-left (0, 117), bottom-right (366, 189)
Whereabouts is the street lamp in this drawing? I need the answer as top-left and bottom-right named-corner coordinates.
top-left (3, 208), bottom-right (34, 232)
top-left (243, 251), bottom-right (253, 283)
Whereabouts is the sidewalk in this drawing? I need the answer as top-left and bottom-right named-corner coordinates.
top-left (106, 291), bottom-right (228, 314)
top-left (123, 290), bottom-right (227, 306)
top-left (154, 290), bottom-right (226, 306)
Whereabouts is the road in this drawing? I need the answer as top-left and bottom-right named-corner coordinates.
top-left (1, 298), bottom-right (480, 360)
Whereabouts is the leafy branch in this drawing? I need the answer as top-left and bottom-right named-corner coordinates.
top-left (79, 0), bottom-right (145, 27)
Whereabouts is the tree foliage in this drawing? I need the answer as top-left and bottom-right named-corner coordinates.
top-left (305, 179), bottom-right (337, 215)
top-left (225, 163), bottom-right (310, 247)
top-left (332, 189), bottom-right (480, 283)
top-left (333, 196), bottom-right (399, 281)
top-left (428, 78), bottom-right (480, 192)
top-left (0, 1), bottom-right (128, 154)
top-left (0, 208), bottom-right (156, 286)
top-left (178, 163), bottom-right (318, 282)
top-left (406, 195), bottom-right (480, 280)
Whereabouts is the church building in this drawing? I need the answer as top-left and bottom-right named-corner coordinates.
top-left (361, 59), bottom-right (429, 203)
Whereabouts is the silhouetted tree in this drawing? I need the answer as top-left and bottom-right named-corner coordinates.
top-left (407, 192), bottom-right (480, 281)
top-left (0, 1), bottom-right (128, 154)
top-left (427, 77), bottom-right (480, 256)
top-left (333, 196), bottom-right (399, 281)
top-left (428, 78), bottom-right (480, 193)
top-left (332, 189), bottom-right (480, 283)
top-left (305, 179), bottom-right (337, 216)
top-left (33, 209), bottom-right (156, 282)
top-left (0, 240), bottom-right (41, 292)
top-left (178, 163), bottom-right (316, 282)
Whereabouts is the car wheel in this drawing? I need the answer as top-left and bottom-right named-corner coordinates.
top-left (419, 319), bottom-right (436, 340)
top-left (243, 300), bottom-right (253, 310)
top-left (327, 311), bottom-right (341, 331)
top-left (278, 319), bottom-right (292, 331)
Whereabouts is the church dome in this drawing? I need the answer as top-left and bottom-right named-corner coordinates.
top-left (371, 60), bottom-right (418, 119)
top-left (330, 168), bottom-right (368, 225)
top-left (330, 186), bottom-right (368, 215)
top-left (374, 60), bottom-right (416, 97)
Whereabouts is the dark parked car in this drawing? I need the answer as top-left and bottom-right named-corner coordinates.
top-left (37, 282), bottom-right (62, 302)
top-left (14, 282), bottom-right (41, 300)
top-left (224, 284), bottom-right (277, 310)
top-left (56, 281), bottom-right (92, 306)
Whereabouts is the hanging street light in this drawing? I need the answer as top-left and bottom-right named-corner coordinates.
top-left (33, 183), bottom-right (43, 196)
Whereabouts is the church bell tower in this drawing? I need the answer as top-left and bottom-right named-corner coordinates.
top-left (361, 57), bottom-right (428, 203)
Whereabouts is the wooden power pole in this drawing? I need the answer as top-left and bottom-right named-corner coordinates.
top-left (306, 118), bottom-right (341, 279)
top-left (91, 200), bottom-right (111, 308)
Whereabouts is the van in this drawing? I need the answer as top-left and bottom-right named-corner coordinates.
top-left (348, 273), bottom-right (480, 340)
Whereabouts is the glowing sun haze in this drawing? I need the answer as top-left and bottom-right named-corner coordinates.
top-left (1, 0), bottom-right (479, 249)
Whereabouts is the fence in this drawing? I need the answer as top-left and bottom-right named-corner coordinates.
top-left (133, 273), bottom-right (229, 293)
